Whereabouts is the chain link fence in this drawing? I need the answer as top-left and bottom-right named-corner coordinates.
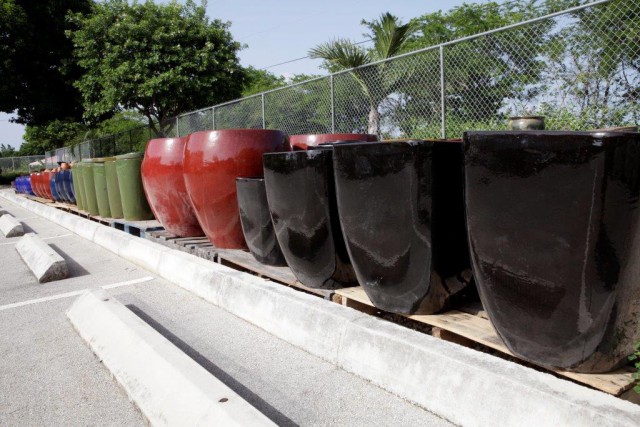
top-left (45, 0), bottom-right (638, 166)
top-left (0, 156), bottom-right (45, 173)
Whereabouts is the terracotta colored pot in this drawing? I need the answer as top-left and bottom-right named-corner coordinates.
top-left (141, 137), bottom-right (203, 237)
top-left (263, 144), bottom-right (358, 289)
top-left (289, 133), bottom-right (377, 150)
top-left (464, 131), bottom-right (640, 373)
top-left (333, 140), bottom-right (473, 314)
top-left (183, 129), bottom-right (290, 248)
top-left (236, 177), bottom-right (286, 266)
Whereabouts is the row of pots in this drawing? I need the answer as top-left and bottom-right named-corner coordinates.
top-left (70, 155), bottom-right (153, 221)
top-left (30, 170), bottom-right (75, 204)
top-left (140, 129), bottom-right (639, 374)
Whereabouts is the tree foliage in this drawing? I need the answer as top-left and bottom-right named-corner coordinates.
top-left (68, 0), bottom-right (245, 136)
top-left (19, 120), bottom-right (88, 156)
top-left (0, 0), bottom-right (91, 125)
top-left (242, 67), bottom-right (286, 97)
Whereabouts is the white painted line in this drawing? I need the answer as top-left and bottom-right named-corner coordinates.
top-left (0, 233), bottom-right (73, 246)
top-left (0, 276), bottom-right (154, 311)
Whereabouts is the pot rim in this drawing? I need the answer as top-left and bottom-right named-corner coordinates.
top-left (508, 116), bottom-right (545, 120)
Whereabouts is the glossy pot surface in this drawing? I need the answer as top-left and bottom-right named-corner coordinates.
top-left (92, 160), bottom-right (112, 218)
top-left (464, 131), bottom-right (640, 372)
top-left (290, 133), bottom-right (377, 150)
top-left (72, 165), bottom-right (87, 211)
top-left (115, 153), bottom-right (154, 221)
top-left (236, 178), bottom-right (286, 265)
top-left (30, 173), bottom-right (42, 198)
top-left (42, 171), bottom-right (53, 200)
top-left (184, 129), bottom-right (289, 249)
top-left (104, 159), bottom-right (123, 219)
top-left (142, 138), bottom-right (203, 237)
top-left (263, 149), bottom-right (357, 289)
top-left (62, 170), bottom-right (76, 203)
top-left (333, 140), bottom-right (472, 314)
top-left (81, 161), bottom-right (100, 215)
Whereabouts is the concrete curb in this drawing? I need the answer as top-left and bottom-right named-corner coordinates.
top-left (2, 189), bottom-right (640, 426)
top-left (67, 289), bottom-right (276, 426)
top-left (0, 213), bottom-right (24, 237)
top-left (15, 232), bottom-right (68, 283)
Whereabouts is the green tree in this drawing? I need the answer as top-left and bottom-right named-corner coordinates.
top-left (309, 13), bottom-right (416, 136)
top-left (0, 0), bottom-right (91, 125)
top-left (19, 120), bottom-right (87, 156)
top-left (0, 144), bottom-right (17, 158)
top-left (242, 67), bottom-right (286, 97)
top-left (68, 0), bottom-right (245, 136)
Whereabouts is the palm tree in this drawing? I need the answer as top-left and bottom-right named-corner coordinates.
top-left (309, 13), bottom-right (416, 136)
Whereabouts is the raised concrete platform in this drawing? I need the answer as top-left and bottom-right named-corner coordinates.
top-left (3, 190), bottom-right (640, 426)
top-left (15, 233), bottom-right (68, 283)
top-left (68, 289), bottom-right (275, 426)
top-left (0, 214), bottom-right (24, 237)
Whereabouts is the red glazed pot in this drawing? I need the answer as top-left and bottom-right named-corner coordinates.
top-left (289, 133), bottom-right (377, 150)
top-left (42, 171), bottom-right (53, 200)
top-left (183, 129), bottom-right (290, 249)
top-left (30, 173), bottom-right (42, 198)
top-left (141, 137), bottom-right (204, 237)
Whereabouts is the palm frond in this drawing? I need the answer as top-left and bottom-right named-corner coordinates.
top-left (308, 38), bottom-right (370, 70)
top-left (369, 12), bottom-right (417, 61)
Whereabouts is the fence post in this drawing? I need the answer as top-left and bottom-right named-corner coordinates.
top-left (11, 157), bottom-right (15, 171)
top-left (439, 45), bottom-right (446, 140)
top-left (330, 75), bottom-right (335, 133)
top-left (212, 107), bottom-right (216, 130)
top-left (261, 94), bottom-right (266, 129)
top-left (176, 116), bottom-right (180, 137)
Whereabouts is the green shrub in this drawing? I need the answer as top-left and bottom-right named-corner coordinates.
top-left (0, 170), bottom-right (29, 186)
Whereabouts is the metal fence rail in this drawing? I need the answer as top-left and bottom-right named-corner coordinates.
top-left (45, 0), bottom-right (638, 165)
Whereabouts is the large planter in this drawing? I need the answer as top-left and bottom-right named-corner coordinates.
top-left (104, 158), bottom-right (123, 219)
top-left (116, 152), bottom-right (154, 221)
top-left (290, 133), bottom-right (377, 150)
top-left (29, 173), bottom-right (42, 198)
top-left (61, 170), bottom-right (76, 204)
top-left (92, 158), bottom-right (112, 218)
top-left (236, 178), bottom-right (286, 265)
top-left (464, 130), bottom-right (640, 373)
top-left (184, 129), bottom-right (289, 249)
top-left (333, 140), bottom-right (472, 314)
top-left (71, 165), bottom-right (86, 211)
top-left (42, 171), bottom-right (53, 200)
top-left (50, 172), bottom-right (63, 203)
top-left (141, 137), bottom-right (203, 237)
top-left (81, 160), bottom-right (100, 215)
top-left (263, 145), bottom-right (358, 289)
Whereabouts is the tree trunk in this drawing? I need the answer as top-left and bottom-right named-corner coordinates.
top-left (368, 105), bottom-right (380, 137)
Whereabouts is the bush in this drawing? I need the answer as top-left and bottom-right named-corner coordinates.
top-left (0, 170), bottom-right (29, 186)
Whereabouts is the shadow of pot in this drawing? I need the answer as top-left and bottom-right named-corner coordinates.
top-left (333, 140), bottom-right (473, 314)
top-left (464, 130), bottom-right (640, 373)
top-left (236, 177), bottom-right (287, 266)
top-left (263, 143), bottom-right (361, 289)
top-left (184, 129), bottom-right (290, 249)
top-left (142, 137), bottom-right (204, 237)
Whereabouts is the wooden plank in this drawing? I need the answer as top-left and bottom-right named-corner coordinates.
top-left (335, 286), bottom-right (635, 396)
top-left (217, 249), bottom-right (333, 299)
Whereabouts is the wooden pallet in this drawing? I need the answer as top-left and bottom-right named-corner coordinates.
top-left (335, 286), bottom-right (636, 397)
top-left (216, 248), bottom-right (334, 299)
top-left (145, 230), bottom-right (333, 299)
top-left (111, 219), bottom-right (163, 238)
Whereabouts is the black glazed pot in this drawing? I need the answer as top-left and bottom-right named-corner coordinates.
top-left (236, 177), bottom-right (286, 266)
top-left (263, 147), bottom-right (357, 289)
top-left (333, 140), bottom-right (473, 314)
top-left (464, 131), bottom-right (640, 373)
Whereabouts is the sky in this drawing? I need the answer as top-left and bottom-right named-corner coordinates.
top-left (1, 0), bottom-right (471, 150)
